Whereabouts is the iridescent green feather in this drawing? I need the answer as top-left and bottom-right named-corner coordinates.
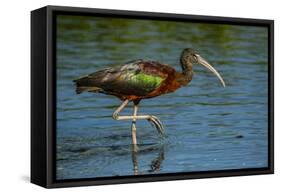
top-left (129, 72), bottom-right (164, 92)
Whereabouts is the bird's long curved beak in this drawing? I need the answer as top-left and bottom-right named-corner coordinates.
top-left (196, 55), bottom-right (226, 87)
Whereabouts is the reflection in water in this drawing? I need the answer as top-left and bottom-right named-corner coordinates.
top-left (131, 144), bottom-right (138, 175)
top-left (131, 144), bottom-right (165, 175)
top-left (149, 146), bottom-right (165, 172)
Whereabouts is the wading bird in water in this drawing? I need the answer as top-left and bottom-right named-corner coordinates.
top-left (74, 48), bottom-right (226, 145)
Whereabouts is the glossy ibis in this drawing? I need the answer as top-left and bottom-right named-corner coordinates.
top-left (73, 48), bottom-right (226, 145)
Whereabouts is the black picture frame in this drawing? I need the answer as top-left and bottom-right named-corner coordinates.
top-left (31, 5), bottom-right (274, 188)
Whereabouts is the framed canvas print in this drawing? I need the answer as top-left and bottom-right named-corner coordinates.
top-left (31, 5), bottom-right (274, 188)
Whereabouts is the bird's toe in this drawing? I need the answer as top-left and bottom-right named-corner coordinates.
top-left (147, 116), bottom-right (165, 136)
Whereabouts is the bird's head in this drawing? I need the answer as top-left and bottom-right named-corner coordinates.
top-left (180, 48), bottom-right (226, 87)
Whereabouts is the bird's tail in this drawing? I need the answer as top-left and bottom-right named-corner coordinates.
top-left (73, 77), bottom-right (102, 94)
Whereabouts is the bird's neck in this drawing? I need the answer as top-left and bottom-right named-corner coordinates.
top-left (179, 59), bottom-right (193, 85)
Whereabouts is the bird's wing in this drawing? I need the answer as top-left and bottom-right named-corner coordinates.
top-left (74, 59), bottom-right (173, 96)
top-left (73, 65), bottom-right (123, 94)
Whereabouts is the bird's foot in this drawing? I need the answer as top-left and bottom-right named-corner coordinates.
top-left (147, 116), bottom-right (165, 136)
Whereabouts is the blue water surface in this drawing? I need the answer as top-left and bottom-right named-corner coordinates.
top-left (56, 15), bottom-right (268, 179)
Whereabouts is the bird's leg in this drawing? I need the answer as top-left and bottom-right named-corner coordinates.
top-left (112, 99), bottom-right (130, 120)
top-left (112, 100), bottom-right (139, 145)
top-left (112, 100), bottom-right (165, 137)
top-left (131, 104), bottom-right (138, 145)
top-left (113, 100), bottom-right (138, 146)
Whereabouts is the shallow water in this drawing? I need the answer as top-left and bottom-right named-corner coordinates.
top-left (56, 15), bottom-right (268, 180)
